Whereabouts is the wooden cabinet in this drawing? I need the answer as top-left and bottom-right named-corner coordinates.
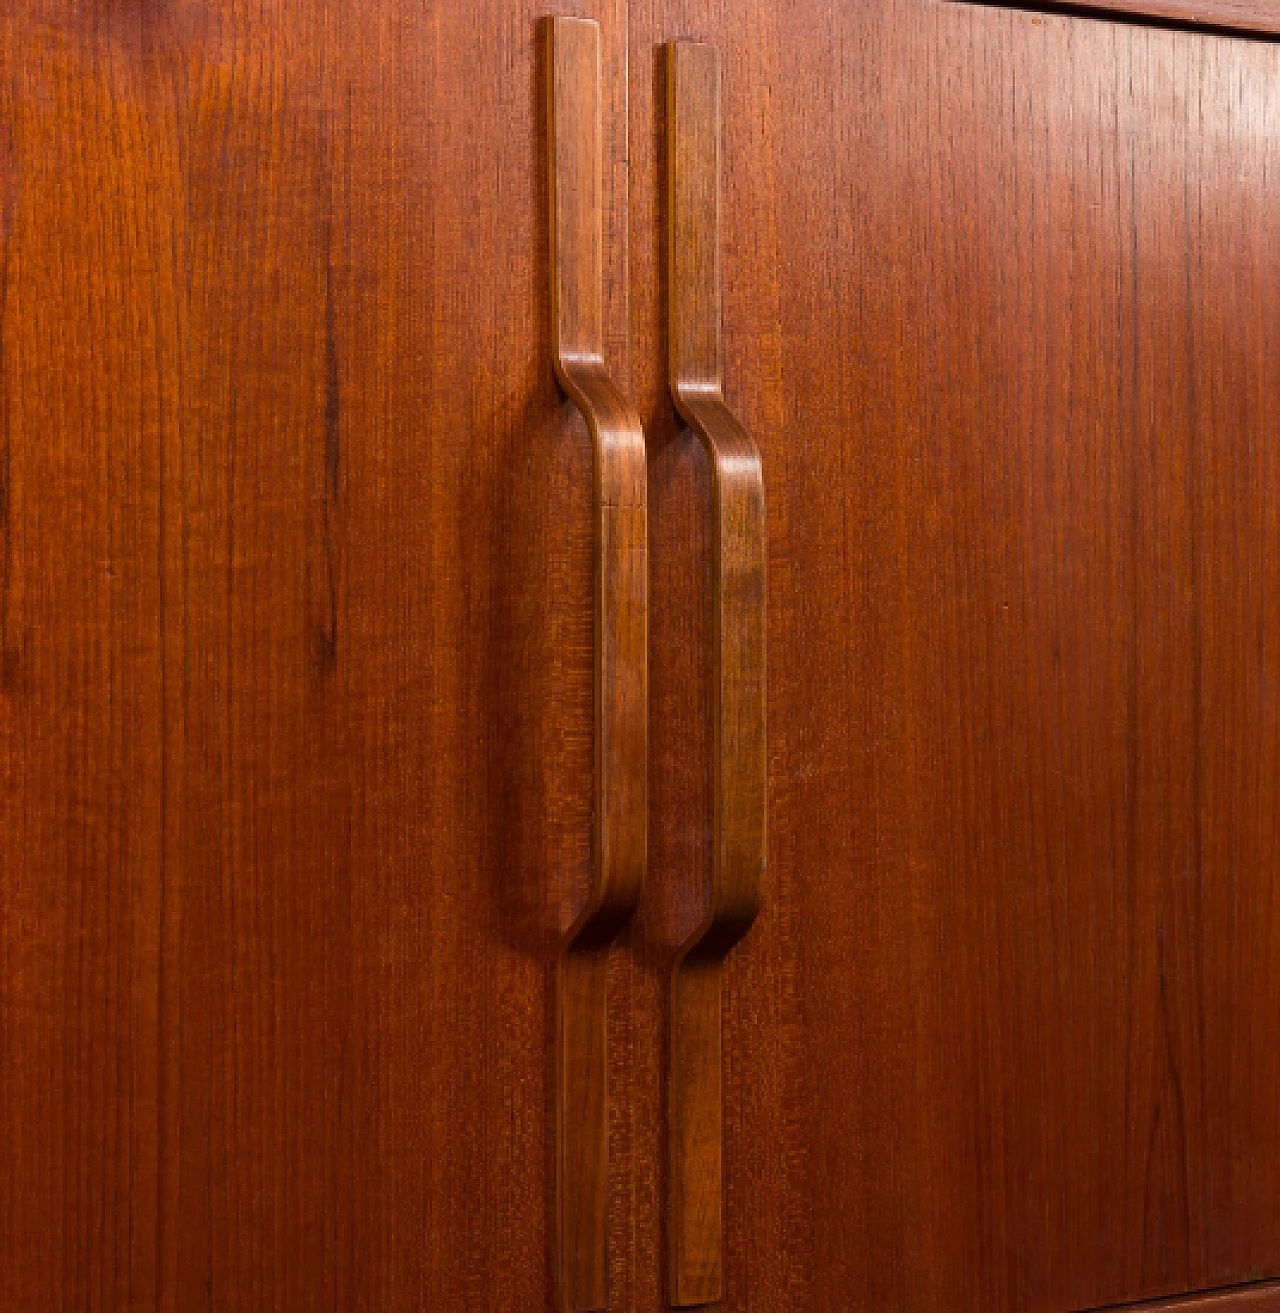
top-left (2, 1), bottom-right (1280, 1309)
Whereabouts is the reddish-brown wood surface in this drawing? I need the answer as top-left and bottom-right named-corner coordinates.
top-left (663, 38), bottom-right (766, 1309)
top-left (634, 0), bottom-right (1280, 1310)
top-left (0, 2), bottom-right (639, 1309)
top-left (4, 1), bottom-right (1280, 1311)
top-left (546, 16), bottom-right (648, 1311)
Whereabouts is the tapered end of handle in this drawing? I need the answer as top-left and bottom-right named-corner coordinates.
top-left (670, 960), bottom-right (727, 1306)
top-left (556, 949), bottom-right (610, 1311)
top-left (546, 16), bottom-right (604, 377)
top-left (666, 40), bottom-right (722, 399)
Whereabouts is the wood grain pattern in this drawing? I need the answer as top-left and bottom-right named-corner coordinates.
top-left (663, 39), bottom-right (765, 1310)
top-left (6, 1), bottom-right (1280, 1310)
top-left (546, 17), bottom-right (648, 1313)
top-left (951, 0), bottom-right (1280, 39)
top-left (0, 2), bottom-right (640, 1310)
top-left (632, 0), bottom-right (1280, 1310)
top-left (0, 10), bottom-right (182, 1308)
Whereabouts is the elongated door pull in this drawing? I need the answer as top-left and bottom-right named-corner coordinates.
top-left (545, 16), bottom-right (648, 1313)
top-left (665, 40), bottom-right (767, 1309)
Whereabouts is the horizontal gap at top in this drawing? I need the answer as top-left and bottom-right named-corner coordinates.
top-left (947, 0), bottom-right (1280, 41)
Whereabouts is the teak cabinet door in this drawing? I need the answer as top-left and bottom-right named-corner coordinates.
top-left (0, 2), bottom-right (637, 1309)
top-left (634, 1), bottom-right (1280, 1310)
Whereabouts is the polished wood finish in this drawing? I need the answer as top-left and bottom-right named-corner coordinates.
top-left (0, 3), bottom-right (639, 1309)
top-left (633, 1), bottom-right (1280, 1309)
top-left (6, 1), bottom-right (1280, 1310)
top-left (663, 40), bottom-right (765, 1310)
top-left (546, 16), bottom-right (648, 1312)
top-left (0, 15), bottom-right (177, 1308)
top-left (952, 0), bottom-right (1280, 38)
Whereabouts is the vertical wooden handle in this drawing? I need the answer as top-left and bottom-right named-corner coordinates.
top-left (545, 17), bottom-right (648, 1313)
top-left (665, 40), bottom-right (766, 1309)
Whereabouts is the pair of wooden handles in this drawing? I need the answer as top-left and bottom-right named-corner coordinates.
top-left (547, 16), bottom-right (766, 1311)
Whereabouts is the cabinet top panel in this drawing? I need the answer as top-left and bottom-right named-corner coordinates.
top-left (954, 0), bottom-right (1280, 37)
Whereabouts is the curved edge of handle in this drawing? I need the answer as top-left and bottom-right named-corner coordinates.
top-left (671, 390), bottom-right (765, 964)
top-left (556, 363), bottom-right (649, 953)
top-left (665, 39), bottom-right (766, 1309)
top-left (546, 17), bottom-right (648, 1313)
top-left (667, 388), bottom-right (766, 1313)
